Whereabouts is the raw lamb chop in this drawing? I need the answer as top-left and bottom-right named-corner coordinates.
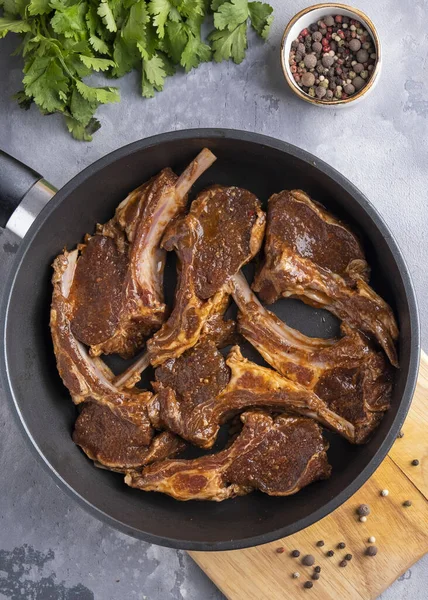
top-left (125, 411), bottom-right (331, 501)
top-left (73, 403), bottom-right (185, 471)
top-left (68, 148), bottom-right (216, 359)
top-left (51, 249), bottom-right (184, 470)
top-left (149, 339), bottom-right (231, 430)
top-left (146, 184), bottom-right (265, 366)
top-left (252, 190), bottom-right (399, 366)
top-left (232, 271), bottom-right (392, 424)
top-left (112, 290), bottom-right (235, 389)
top-left (150, 344), bottom-right (386, 447)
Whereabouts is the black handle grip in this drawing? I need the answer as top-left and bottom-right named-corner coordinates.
top-left (0, 150), bottom-right (42, 228)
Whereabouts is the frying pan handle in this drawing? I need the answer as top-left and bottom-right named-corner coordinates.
top-left (0, 150), bottom-right (57, 239)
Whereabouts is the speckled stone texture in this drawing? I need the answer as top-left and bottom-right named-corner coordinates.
top-left (0, 0), bottom-right (427, 598)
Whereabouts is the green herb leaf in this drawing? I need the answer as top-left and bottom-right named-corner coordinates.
top-left (213, 0), bottom-right (248, 31)
top-left (50, 2), bottom-right (87, 39)
top-left (248, 1), bottom-right (272, 39)
top-left (79, 54), bottom-right (116, 71)
top-left (177, 0), bottom-right (205, 18)
top-left (0, 17), bottom-right (31, 37)
top-left (70, 85), bottom-right (98, 125)
top-left (64, 52), bottom-right (92, 78)
top-left (4, 0), bottom-right (272, 140)
top-left (210, 21), bottom-right (247, 63)
top-left (75, 80), bottom-right (120, 103)
top-left (23, 56), bottom-right (69, 111)
top-left (164, 20), bottom-right (187, 62)
top-left (65, 115), bottom-right (101, 141)
top-left (28, 0), bottom-right (51, 16)
top-left (181, 31), bottom-right (211, 71)
top-left (122, 0), bottom-right (149, 44)
top-left (210, 0), bottom-right (226, 10)
top-left (1, 0), bottom-right (28, 18)
top-left (97, 0), bottom-right (117, 33)
top-left (148, 0), bottom-right (172, 39)
top-left (112, 34), bottom-right (140, 76)
top-left (13, 89), bottom-right (33, 109)
top-left (89, 35), bottom-right (110, 54)
top-left (143, 53), bottom-right (166, 88)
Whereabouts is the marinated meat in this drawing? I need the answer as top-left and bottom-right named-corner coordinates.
top-left (68, 148), bottom-right (216, 359)
top-left (125, 411), bottom-right (331, 501)
top-left (151, 344), bottom-right (384, 447)
top-left (112, 291), bottom-right (235, 389)
top-left (73, 403), bottom-right (185, 471)
top-left (253, 190), bottom-right (399, 366)
top-left (51, 249), bottom-right (183, 468)
top-left (149, 339), bottom-right (230, 429)
top-left (50, 153), bottom-right (400, 502)
top-left (155, 340), bottom-right (230, 409)
top-left (146, 185), bottom-right (265, 366)
top-left (196, 292), bottom-right (237, 348)
top-left (232, 272), bottom-right (392, 436)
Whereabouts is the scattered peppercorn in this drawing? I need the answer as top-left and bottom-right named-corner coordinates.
top-left (380, 489), bottom-right (389, 497)
top-left (368, 536), bottom-right (376, 543)
top-left (316, 540), bottom-right (325, 547)
top-left (397, 430), bottom-right (404, 438)
top-left (326, 550), bottom-right (334, 557)
top-left (288, 14), bottom-right (376, 101)
top-left (312, 573), bottom-right (320, 581)
top-left (345, 554), bottom-right (352, 561)
top-left (276, 546), bottom-right (285, 553)
top-left (291, 550), bottom-right (301, 558)
top-left (304, 581), bottom-right (314, 589)
top-left (302, 555), bottom-right (315, 566)
top-left (411, 459), bottom-right (420, 466)
top-left (339, 560), bottom-right (348, 567)
top-left (403, 500), bottom-right (412, 507)
top-left (337, 542), bottom-right (346, 549)
top-left (366, 546), bottom-right (378, 556)
top-left (292, 572), bottom-right (300, 579)
top-left (359, 516), bottom-right (367, 523)
top-left (357, 504), bottom-right (370, 516)
top-left (314, 566), bottom-right (321, 573)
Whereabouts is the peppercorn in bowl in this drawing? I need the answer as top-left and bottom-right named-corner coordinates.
top-left (281, 3), bottom-right (381, 106)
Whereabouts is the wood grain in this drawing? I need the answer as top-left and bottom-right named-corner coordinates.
top-left (389, 351), bottom-right (428, 499)
top-left (190, 353), bottom-right (428, 600)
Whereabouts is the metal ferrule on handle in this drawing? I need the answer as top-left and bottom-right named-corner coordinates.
top-left (6, 179), bottom-right (57, 238)
top-left (0, 150), bottom-right (56, 239)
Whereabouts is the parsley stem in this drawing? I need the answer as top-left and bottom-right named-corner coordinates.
top-left (39, 17), bottom-right (77, 81)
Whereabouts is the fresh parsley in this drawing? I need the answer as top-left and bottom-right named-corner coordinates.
top-left (0, 0), bottom-right (273, 140)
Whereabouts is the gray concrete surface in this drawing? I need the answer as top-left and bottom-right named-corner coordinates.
top-left (1, 0), bottom-right (427, 597)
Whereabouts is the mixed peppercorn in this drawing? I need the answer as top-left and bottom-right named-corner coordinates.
top-left (289, 14), bottom-right (377, 101)
top-left (274, 433), bottom-right (420, 590)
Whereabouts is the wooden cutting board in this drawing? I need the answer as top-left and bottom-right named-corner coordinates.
top-left (190, 352), bottom-right (428, 600)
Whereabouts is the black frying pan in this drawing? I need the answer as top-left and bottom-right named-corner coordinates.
top-left (0, 129), bottom-right (420, 551)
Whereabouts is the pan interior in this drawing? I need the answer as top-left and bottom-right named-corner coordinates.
top-left (2, 134), bottom-right (415, 549)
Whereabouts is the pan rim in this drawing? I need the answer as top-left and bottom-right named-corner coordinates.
top-left (0, 128), bottom-right (420, 551)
